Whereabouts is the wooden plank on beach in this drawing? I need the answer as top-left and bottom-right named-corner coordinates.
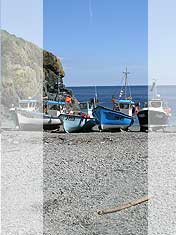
top-left (97, 196), bottom-right (150, 215)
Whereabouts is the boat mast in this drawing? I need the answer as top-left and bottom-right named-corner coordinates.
top-left (93, 85), bottom-right (98, 105)
top-left (151, 79), bottom-right (157, 99)
top-left (95, 85), bottom-right (98, 101)
top-left (123, 67), bottom-right (130, 99)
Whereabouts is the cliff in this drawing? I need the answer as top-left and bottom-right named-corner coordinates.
top-left (43, 50), bottom-right (74, 101)
top-left (1, 30), bottom-right (77, 108)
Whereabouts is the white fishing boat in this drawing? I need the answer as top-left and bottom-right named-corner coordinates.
top-left (12, 99), bottom-right (65, 130)
top-left (16, 109), bottom-right (62, 131)
top-left (138, 80), bottom-right (171, 131)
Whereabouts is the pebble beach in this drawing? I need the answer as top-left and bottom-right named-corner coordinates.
top-left (43, 130), bottom-right (148, 235)
top-left (3, 129), bottom-right (176, 234)
top-left (1, 130), bottom-right (148, 234)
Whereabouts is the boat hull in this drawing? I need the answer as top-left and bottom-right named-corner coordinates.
top-left (17, 110), bottom-right (61, 130)
top-left (59, 114), bottom-right (96, 133)
top-left (137, 109), bottom-right (169, 131)
top-left (92, 106), bottom-right (134, 131)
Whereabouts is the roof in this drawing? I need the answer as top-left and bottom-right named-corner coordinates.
top-left (149, 99), bottom-right (163, 102)
top-left (47, 100), bottom-right (65, 105)
top-left (19, 99), bottom-right (38, 103)
top-left (19, 100), bottom-right (65, 105)
top-left (115, 99), bottom-right (134, 104)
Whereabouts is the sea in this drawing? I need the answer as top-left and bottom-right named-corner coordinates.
top-left (70, 85), bottom-right (176, 127)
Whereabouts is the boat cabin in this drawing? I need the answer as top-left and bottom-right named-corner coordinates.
top-left (79, 101), bottom-right (96, 118)
top-left (144, 98), bottom-right (167, 110)
top-left (19, 99), bottom-right (39, 111)
top-left (18, 99), bottom-right (66, 116)
top-left (113, 99), bottom-right (134, 116)
top-left (44, 100), bottom-right (66, 116)
top-left (148, 99), bottom-right (164, 108)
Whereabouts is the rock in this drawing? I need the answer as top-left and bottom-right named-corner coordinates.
top-left (43, 50), bottom-right (65, 78)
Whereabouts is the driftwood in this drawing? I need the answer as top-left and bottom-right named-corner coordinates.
top-left (97, 196), bottom-right (150, 215)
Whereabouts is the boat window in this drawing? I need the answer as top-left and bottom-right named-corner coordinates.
top-left (29, 103), bottom-right (34, 108)
top-left (19, 103), bottom-right (28, 108)
top-left (80, 103), bottom-right (87, 109)
top-left (119, 103), bottom-right (129, 109)
top-left (150, 101), bottom-right (162, 108)
top-left (113, 103), bottom-right (120, 111)
top-left (49, 105), bottom-right (58, 110)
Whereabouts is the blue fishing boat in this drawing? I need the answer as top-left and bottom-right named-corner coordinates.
top-left (93, 102), bottom-right (134, 131)
top-left (92, 68), bottom-right (135, 131)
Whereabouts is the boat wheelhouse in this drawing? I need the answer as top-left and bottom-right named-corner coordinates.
top-left (138, 81), bottom-right (171, 131)
top-left (79, 100), bottom-right (97, 118)
top-left (113, 99), bottom-right (135, 117)
top-left (18, 99), bottom-right (40, 111)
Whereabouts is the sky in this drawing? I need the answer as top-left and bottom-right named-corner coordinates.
top-left (1, 0), bottom-right (43, 47)
top-left (44, 0), bottom-right (148, 86)
top-left (148, 0), bottom-right (176, 85)
top-left (2, 0), bottom-right (176, 86)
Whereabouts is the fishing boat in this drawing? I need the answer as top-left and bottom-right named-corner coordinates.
top-left (59, 113), bottom-right (97, 133)
top-left (59, 100), bottom-right (97, 133)
top-left (137, 80), bottom-right (171, 131)
top-left (13, 99), bottom-right (65, 130)
top-left (16, 109), bottom-right (62, 130)
top-left (92, 68), bottom-right (134, 131)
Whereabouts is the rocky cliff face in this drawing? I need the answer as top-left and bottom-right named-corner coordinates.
top-left (43, 50), bottom-right (74, 102)
top-left (1, 30), bottom-right (43, 106)
top-left (1, 30), bottom-right (78, 108)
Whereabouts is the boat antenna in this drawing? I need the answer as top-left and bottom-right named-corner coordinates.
top-left (123, 67), bottom-right (130, 99)
top-left (127, 79), bottom-right (132, 99)
top-left (95, 85), bottom-right (98, 100)
top-left (118, 76), bottom-right (124, 99)
top-left (151, 79), bottom-right (157, 99)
